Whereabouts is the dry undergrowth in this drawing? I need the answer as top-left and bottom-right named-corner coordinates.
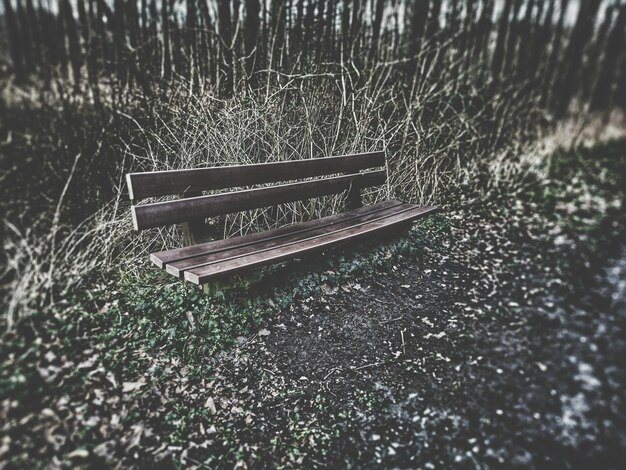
top-left (1, 82), bottom-right (625, 327)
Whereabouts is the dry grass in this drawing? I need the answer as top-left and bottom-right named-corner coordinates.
top-left (2, 73), bottom-right (625, 327)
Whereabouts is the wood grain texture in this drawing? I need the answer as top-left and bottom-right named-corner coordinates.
top-left (132, 170), bottom-right (386, 231)
top-left (127, 151), bottom-right (385, 200)
top-left (184, 205), bottom-right (440, 284)
top-left (164, 202), bottom-right (413, 277)
top-left (150, 200), bottom-right (404, 268)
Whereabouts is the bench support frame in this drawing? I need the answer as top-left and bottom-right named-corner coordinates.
top-left (182, 191), bottom-right (213, 246)
top-left (202, 271), bottom-right (264, 295)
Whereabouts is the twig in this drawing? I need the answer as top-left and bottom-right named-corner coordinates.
top-left (401, 329), bottom-right (406, 356)
top-left (379, 314), bottom-right (405, 324)
top-left (323, 367), bottom-right (341, 380)
top-left (238, 334), bottom-right (258, 349)
top-left (352, 361), bottom-right (388, 371)
top-left (47, 151), bottom-right (82, 303)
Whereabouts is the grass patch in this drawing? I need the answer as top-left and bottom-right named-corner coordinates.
top-left (0, 216), bottom-right (444, 405)
top-left (111, 221), bottom-right (443, 364)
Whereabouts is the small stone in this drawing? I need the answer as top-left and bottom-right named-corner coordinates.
top-left (122, 379), bottom-right (146, 393)
top-left (205, 397), bottom-right (217, 415)
top-left (67, 449), bottom-right (89, 459)
top-left (41, 408), bottom-right (56, 418)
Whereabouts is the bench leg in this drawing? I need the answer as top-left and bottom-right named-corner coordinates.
top-left (181, 191), bottom-right (213, 246)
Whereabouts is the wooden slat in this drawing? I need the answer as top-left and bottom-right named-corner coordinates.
top-left (127, 151), bottom-right (385, 200)
top-left (184, 205), bottom-right (440, 284)
top-left (132, 170), bottom-right (386, 231)
top-left (165, 202), bottom-right (413, 277)
top-left (151, 200), bottom-right (403, 268)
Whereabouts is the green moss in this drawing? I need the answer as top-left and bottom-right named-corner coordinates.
top-left (353, 389), bottom-right (388, 412)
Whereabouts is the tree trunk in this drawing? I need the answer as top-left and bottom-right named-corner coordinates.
top-left (3, 0), bottom-right (25, 82)
top-left (218, 0), bottom-right (233, 94)
top-left (502, 0), bottom-right (523, 77)
top-left (25, 0), bottom-right (41, 71)
top-left (540, 0), bottom-right (568, 108)
top-left (371, 0), bottom-right (385, 64)
top-left (583, 3), bottom-right (614, 103)
top-left (16, 0), bottom-right (34, 74)
top-left (591, 5), bottom-right (626, 110)
top-left (162, 0), bottom-right (172, 82)
top-left (492, 0), bottom-right (513, 81)
top-left (553, 0), bottom-right (602, 117)
top-left (187, 0), bottom-right (198, 89)
top-left (198, 0), bottom-right (215, 83)
top-left (245, 0), bottom-right (261, 79)
top-left (61, 0), bottom-right (82, 91)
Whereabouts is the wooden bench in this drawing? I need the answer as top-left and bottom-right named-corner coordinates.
top-left (126, 151), bottom-right (439, 288)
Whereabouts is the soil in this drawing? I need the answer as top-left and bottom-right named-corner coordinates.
top-left (194, 216), bottom-right (626, 468)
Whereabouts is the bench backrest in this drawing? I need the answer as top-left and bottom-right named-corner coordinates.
top-left (127, 151), bottom-right (386, 231)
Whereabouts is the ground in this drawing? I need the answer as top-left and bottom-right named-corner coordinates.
top-left (1, 141), bottom-right (626, 468)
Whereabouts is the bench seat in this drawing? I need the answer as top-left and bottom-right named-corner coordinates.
top-left (151, 200), bottom-right (438, 285)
